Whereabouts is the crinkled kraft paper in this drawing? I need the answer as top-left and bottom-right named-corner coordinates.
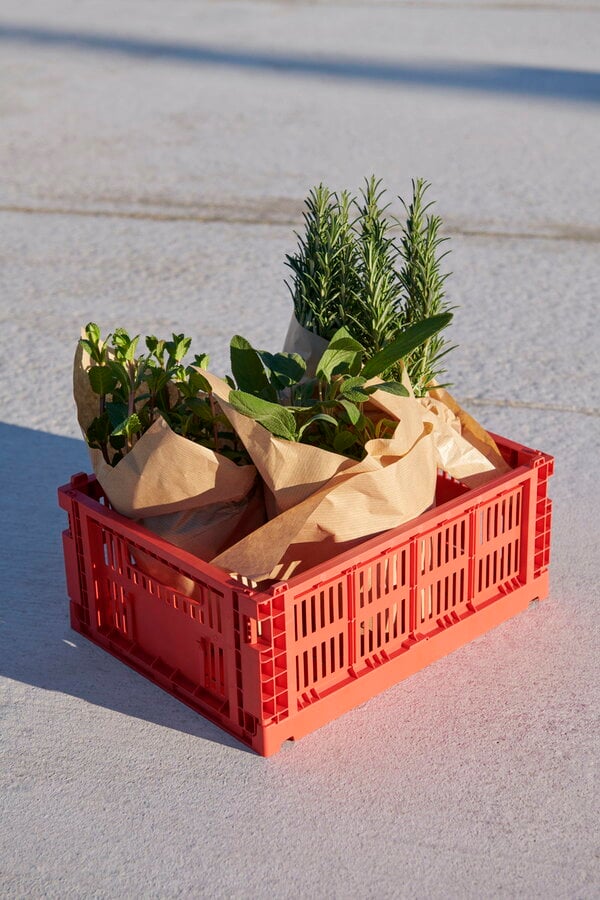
top-left (204, 370), bottom-right (495, 583)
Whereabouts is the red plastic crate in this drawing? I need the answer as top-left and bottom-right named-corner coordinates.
top-left (58, 433), bottom-right (553, 756)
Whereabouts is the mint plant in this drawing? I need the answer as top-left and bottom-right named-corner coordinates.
top-left (80, 324), bottom-right (248, 466)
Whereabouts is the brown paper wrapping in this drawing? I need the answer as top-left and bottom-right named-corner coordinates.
top-left (73, 319), bottom-right (511, 591)
top-left (367, 388), bottom-right (501, 488)
top-left (426, 384), bottom-right (511, 486)
top-left (204, 371), bottom-right (493, 583)
top-left (73, 342), bottom-right (265, 596)
top-left (214, 422), bottom-right (436, 582)
top-left (73, 340), bottom-right (102, 435)
top-left (207, 318), bottom-right (505, 583)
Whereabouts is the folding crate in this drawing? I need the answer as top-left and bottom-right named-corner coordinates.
top-left (58, 433), bottom-right (553, 756)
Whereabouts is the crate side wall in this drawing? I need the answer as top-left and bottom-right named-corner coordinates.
top-left (62, 486), bottom-right (251, 740)
top-left (275, 448), bottom-right (551, 724)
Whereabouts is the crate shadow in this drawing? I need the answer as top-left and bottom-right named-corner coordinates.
top-left (0, 422), bottom-right (254, 754)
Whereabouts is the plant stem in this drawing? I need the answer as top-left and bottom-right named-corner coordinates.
top-left (209, 392), bottom-right (220, 452)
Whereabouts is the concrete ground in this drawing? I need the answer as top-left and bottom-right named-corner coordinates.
top-left (1, 1), bottom-right (599, 897)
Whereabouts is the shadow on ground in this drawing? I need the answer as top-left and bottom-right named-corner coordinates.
top-left (0, 23), bottom-right (598, 104)
top-left (0, 422), bottom-right (253, 753)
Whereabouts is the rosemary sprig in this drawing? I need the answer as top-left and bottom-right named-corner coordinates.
top-left (285, 184), bottom-right (360, 335)
top-left (396, 178), bottom-right (455, 393)
top-left (351, 176), bottom-right (404, 362)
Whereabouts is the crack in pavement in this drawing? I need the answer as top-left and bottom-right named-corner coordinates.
top-left (0, 200), bottom-right (302, 226)
top-left (461, 397), bottom-right (599, 417)
top-left (1, 203), bottom-right (599, 244)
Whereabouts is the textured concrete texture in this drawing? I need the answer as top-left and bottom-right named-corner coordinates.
top-left (0, 1), bottom-right (599, 897)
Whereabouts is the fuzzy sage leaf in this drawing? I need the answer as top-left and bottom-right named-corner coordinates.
top-left (230, 335), bottom-right (274, 398)
top-left (316, 327), bottom-right (364, 381)
top-left (361, 313), bottom-right (452, 379)
top-left (228, 390), bottom-right (298, 441)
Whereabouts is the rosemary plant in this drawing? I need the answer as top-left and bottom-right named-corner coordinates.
top-left (285, 176), bottom-right (455, 395)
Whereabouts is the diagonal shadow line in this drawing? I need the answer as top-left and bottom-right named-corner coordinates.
top-left (0, 23), bottom-right (599, 104)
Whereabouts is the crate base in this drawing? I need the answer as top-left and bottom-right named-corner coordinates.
top-left (70, 571), bottom-right (548, 757)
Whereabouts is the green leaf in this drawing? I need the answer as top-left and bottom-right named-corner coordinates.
top-left (230, 335), bottom-right (273, 397)
top-left (185, 397), bottom-right (213, 421)
top-left (85, 413), bottom-right (111, 447)
top-left (340, 375), bottom-right (366, 393)
top-left (228, 390), bottom-right (298, 441)
top-left (187, 369), bottom-right (211, 394)
top-left (109, 433), bottom-right (126, 451)
top-left (338, 398), bottom-right (361, 425)
top-left (373, 381), bottom-right (409, 397)
top-left (375, 417), bottom-right (398, 439)
top-left (327, 327), bottom-right (364, 353)
top-left (193, 353), bottom-right (210, 370)
top-left (171, 364), bottom-right (187, 383)
top-left (339, 376), bottom-right (372, 403)
top-left (105, 359), bottom-right (129, 388)
top-left (333, 430), bottom-right (358, 454)
top-left (144, 366), bottom-right (171, 394)
top-left (85, 322), bottom-right (101, 344)
top-left (81, 323), bottom-right (108, 363)
top-left (112, 329), bottom-right (140, 362)
top-left (146, 336), bottom-right (166, 364)
top-left (111, 413), bottom-right (142, 439)
top-left (88, 366), bottom-right (117, 396)
top-left (361, 313), bottom-right (453, 379)
top-left (165, 333), bottom-right (192, 364)
top-left (295, 378), bottom-right (319, 407)
top-left (316, 327), bottom-right (365, 381)
top-left (258, 351), bottom-right (306, 390)
top-left (133, 356), bottom-right (151, 389)
top-left (105, 401), bottom-right (129, 429)
top-left (298, 412), bottom-right (338, 439)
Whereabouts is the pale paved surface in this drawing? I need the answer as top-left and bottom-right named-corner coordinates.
top-left (1, 2), bottom-right (599, 898)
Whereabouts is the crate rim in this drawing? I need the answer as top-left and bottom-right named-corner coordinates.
top-left (58, 432), bottom-right (553, 605)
